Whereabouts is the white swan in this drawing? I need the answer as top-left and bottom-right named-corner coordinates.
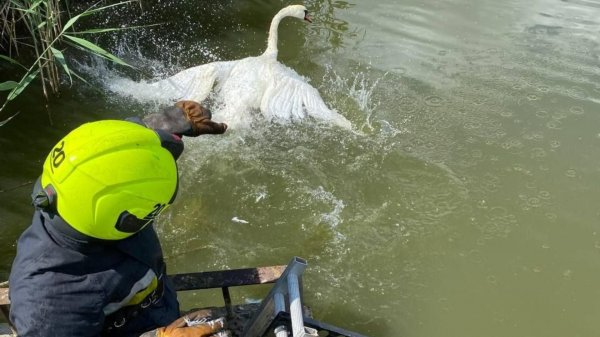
top-left (150, 5), bottom-right (352, 129)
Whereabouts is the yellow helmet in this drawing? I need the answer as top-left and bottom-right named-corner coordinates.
top-left (39, 120), bottom-right (178, 240)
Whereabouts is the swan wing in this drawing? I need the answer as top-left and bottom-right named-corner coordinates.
top-left (153, 60), bottom-right (236, 102)
top-left (260, 67), bottom-right (352, 129)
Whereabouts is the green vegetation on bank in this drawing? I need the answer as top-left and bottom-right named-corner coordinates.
top-left (0, 0), bottom-right (139, 125)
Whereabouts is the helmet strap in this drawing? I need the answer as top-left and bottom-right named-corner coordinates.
top-left (115, 212), bottom-right (149, 233)
top-left (115, 203), bottom-right (167, 234)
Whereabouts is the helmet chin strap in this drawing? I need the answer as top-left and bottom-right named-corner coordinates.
top-left (115, 203), bottom-right (168, 234)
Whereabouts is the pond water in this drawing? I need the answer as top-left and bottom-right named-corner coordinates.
top-left (1, 0), bottom-right (600, 336)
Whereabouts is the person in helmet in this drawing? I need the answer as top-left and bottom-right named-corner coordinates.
top-left (8, 101), bottom-right (227, 337)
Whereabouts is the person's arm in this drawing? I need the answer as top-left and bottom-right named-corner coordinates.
top-left (127, 100), bottom-right (226, 161)
top-left (9, 274), bottom-right (105, 337)
top-left (125, 100), bottom-right (226, 161)
top-left (142, 100), bottom-right (227, 138)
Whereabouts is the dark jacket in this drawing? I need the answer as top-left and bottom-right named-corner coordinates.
top-left (8, 207), bottom-right (180, 336)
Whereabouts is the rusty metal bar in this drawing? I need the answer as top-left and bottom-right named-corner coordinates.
top-left (0, 288), bottom-right (8, 307)
top-left (169, 265), bottom-right (286, 291)
top-left (0, 266), bottom-right (285, 298)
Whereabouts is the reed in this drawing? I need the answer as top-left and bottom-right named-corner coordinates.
top-left (0, 0), bottom-right (138, 126)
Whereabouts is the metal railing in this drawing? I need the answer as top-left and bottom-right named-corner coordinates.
top-left (243, 256), bottom-right (317, 337)
top-left (2, 257), bottom-right (368, 337)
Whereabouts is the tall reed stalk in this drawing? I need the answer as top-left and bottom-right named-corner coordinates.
top-left (0, 0), bottom-right (139, 126)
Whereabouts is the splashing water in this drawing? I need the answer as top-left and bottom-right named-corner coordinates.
top-left (103, 54), bottom-right (354, 130)
top-left (320, 64), bottom-right (389, 133)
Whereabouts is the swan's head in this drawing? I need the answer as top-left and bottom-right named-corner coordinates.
top-left (280, 5), bottom-right (312, 23)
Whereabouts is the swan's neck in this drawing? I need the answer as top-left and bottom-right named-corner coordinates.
top-left (263, 11), bottom-right (286, 57)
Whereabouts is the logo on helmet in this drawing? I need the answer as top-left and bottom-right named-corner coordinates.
top-left (144, 203), bottom-right (167, 221)
top-left (50, 141), bottom-right (66, 172)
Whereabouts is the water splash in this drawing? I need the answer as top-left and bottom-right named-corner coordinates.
top-left (310, 185), bottom-right (346, 230)
top-left (321, 64), bottom-right (388, 132)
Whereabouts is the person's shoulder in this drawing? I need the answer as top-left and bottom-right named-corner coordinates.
top-left (12, 212), bottom-right (53, 265)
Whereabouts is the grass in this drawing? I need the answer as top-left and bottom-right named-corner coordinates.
top-left (0, 0), bottom-right (140, 126)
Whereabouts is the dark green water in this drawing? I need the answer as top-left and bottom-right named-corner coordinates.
top-left (2, 0), bottom-right (600, 336)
